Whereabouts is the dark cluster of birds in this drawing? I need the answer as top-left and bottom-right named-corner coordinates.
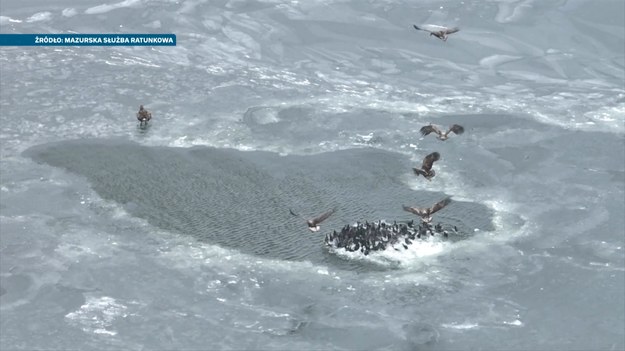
top-left (290, 134), bottom-right (462, 254)
top-left (324, 219), bottom-right (456, 255)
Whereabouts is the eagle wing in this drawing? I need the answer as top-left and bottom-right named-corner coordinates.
top-left (447, 124), bottom-right (464, 136)
top-left (402, 205), bottom-right (426, 216)
top-left (289, 209), bottom-right (306, 221)
top-left (413, 25), bottom-right (434, 34)
top-left (311, 208), bottom-right (336, 226)
top-left (429, 197), bottom-right (452, 215)
top-left (421, 151), bottom-right (440, 172)
top-left (413, 167), bottom-right (427, 176)
top-left (420, 124), bottom-right (443, 137)
top-left (444, 27), bottom-right (460, 35)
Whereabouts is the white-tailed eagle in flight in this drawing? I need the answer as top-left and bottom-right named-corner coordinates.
top-left (413, 25), bottom-right (460, 42)
top-left (290, 208), bottom-right (337, 232)
top-left (413, 151), bottom-right (440, 181)
top-left (402, 197), bottom-right (452, 223)
top-left (420, 124), bottom-right (464, 141)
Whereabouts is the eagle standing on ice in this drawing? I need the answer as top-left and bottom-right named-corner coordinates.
top-left (136, 105), bottom-right (152, 125)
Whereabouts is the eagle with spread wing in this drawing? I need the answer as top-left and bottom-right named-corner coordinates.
top-left (420, 124), bottom-right (464, 141)
top-left (290, 208), bottom-right (336, 232)
top-left (402, 197), bottom-right (452, 223)
top-left (413, 151), bottom-right (440, 181)
top-left (413, 25), bottom-right (460, 42)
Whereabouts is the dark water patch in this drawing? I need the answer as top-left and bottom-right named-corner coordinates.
top-left (24, 139), bottom-right (494, 266)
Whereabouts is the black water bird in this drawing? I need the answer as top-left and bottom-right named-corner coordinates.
top-left (323, 219), bottom-right (453, 254)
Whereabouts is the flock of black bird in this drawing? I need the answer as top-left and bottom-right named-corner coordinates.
top-left (136, 23), bottom-right (464, 255)
top-left (325, 219), bottom-right (457, 256)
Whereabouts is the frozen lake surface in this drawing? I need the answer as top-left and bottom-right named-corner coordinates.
top-left (1, 0), bottom-right (624, 350)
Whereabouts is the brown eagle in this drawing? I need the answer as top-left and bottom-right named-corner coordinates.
top-left (413, 151), bottom-right (440, 181)
top-left (420, 124), bottom-right (464, 141)
top-left (402, 197), bottom-right (452, 223)
top-left (413, 25), bottom-right (460, 42)
top-left (290, 208), bottom-right (336, 232)
top-left (136, 105), bottom-right (152, 124)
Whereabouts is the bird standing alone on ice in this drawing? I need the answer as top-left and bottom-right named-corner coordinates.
top-left (137, 105), bottom-right (152, 125)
